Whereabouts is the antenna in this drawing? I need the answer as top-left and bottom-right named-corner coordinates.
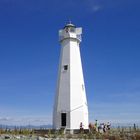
top-left (68, 19), bottom-right (72, 24)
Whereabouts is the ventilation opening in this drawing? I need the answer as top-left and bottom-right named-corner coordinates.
top-left (64, 65), bottom-right (68, 70)
top-left (61, 113), bottom-right (66, 127)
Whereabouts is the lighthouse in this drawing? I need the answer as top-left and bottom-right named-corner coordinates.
top-left (53, 23), bottom-right (89, 130)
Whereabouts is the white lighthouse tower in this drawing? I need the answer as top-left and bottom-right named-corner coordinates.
top-left (53, 23), bottom-right (89, 130)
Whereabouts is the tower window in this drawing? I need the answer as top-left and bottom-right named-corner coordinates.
top-left (64, 65), bottom-right (68, 70)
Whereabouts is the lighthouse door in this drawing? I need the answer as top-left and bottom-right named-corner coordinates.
top-left (61, 113), bottom-right (66, 127)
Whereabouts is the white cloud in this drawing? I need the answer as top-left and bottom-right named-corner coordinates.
top-left (0, 117), bottom-right (12, 121)
top-left (85, 0), bottom-right (103, 13)
top-left (92, 5), bottom-right (102, 12)
top-left (0, 116), bottom-right (52, 126)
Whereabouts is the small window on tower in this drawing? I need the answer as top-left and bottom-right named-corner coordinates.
top-left (64, 65), bottom-right (68, 70)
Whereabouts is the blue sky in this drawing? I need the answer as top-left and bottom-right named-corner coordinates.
top-left (0, 0), bottom-right (140, 125)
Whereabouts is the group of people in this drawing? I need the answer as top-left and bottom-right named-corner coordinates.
top-left (96, 122), bottom-right (111, 133)
top-left (89, 120), bottom-right (111, 133)
top-left (80, 120), bottom-right (111, 133)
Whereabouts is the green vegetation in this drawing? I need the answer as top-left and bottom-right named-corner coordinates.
top-left (0, 126), bottom-right (140, 140)
top-left (0, 128), bottom-right (33, 136)
top-left (36, 126), bottom-right (140, 140)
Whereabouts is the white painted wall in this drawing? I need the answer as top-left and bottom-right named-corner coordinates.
top-left (53, 24), bottom-right (89, 130)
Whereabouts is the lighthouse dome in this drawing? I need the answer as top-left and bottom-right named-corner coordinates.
top-left (64, 23), bottom-right (76, 28)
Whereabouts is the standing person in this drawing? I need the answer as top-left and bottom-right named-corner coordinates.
top-left (98, 124), bottom-right (101, 133)
top-left (95, 120), bottom-right (98, 131)
top-left (80, 122), bottom-right (84, 131)
top-left (103, 123), bottom-right (107, 133)
top-left (88, 123), bottom-right (92, 132)
top-left (107, 122), bottom-right (111, 130)
top-left (100, 123), bottom-right (104, 133)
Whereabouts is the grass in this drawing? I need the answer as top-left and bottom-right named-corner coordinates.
top-left (0, 126), bottom-right (140, 139)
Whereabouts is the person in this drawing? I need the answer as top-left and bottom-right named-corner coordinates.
top-left (97, 124), bottom-right (101, 133)
top-left (98, 123), bottom-right (104, 133)
top-left (89, 123), bottom-right (92, 132)
top-left (95, 120), bottom-right (98, 131)
top-left (95, 120), bottom-right (98, 127)
top-left (107, 122), bottom-right (111, 130)
top-left (103, 123), bottom-right (106, 133)
top-left (80, 122), bottom-right (84, 131)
